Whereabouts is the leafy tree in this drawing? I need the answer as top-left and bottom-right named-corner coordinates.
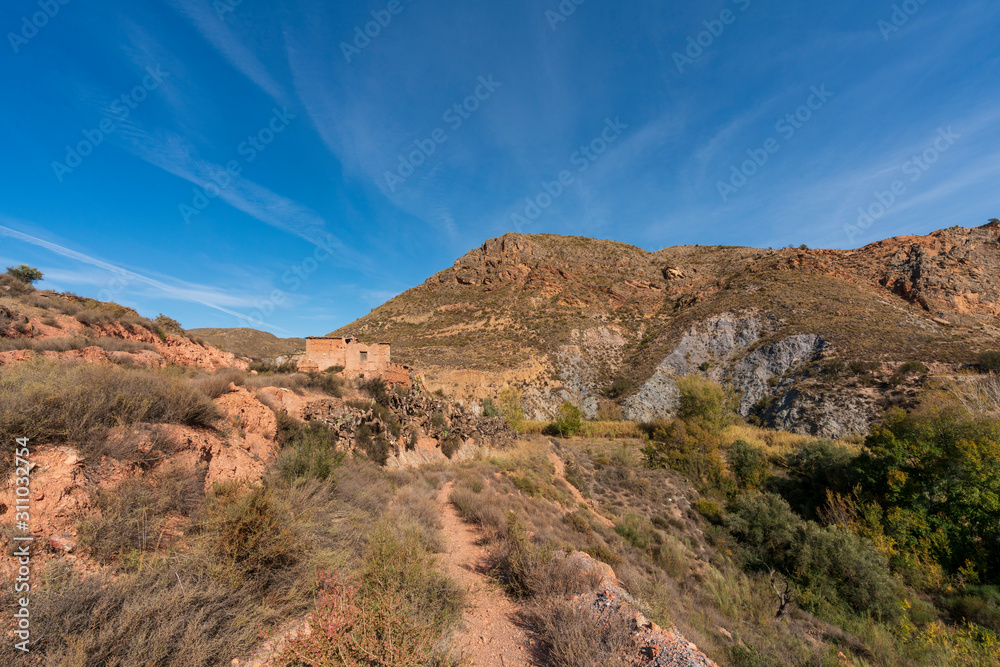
top-left (676, 375), bottom-right (734, 434)
top-left (989, 218), bottom-right (999, 225)
top-left (728, 439), bottom-right (770, 490)
top-left (784, 439), bottom-right (858, 517)
top-left (497, 386), bottom-right (525, 431)
top-left (642, 419), bottom-right (687, 470)
top-left (550, 401), bottom-right (582, 437)
top-left (726, 492), bottom-right (903, 620)
top-left (858, 408), bottom-right (1000, 584)
top-left (642, 417), bottom-right (730, 491)
top-left (5, 264), bottom-right (43, 284)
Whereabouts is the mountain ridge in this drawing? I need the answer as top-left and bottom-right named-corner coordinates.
top-left (330, 221), bottom-right (1000, 436)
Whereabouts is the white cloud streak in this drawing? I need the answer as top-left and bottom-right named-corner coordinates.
top-left (0, 219), bottom-right (296, 333)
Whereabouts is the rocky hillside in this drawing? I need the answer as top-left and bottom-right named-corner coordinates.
top-left (332, 221), bottom-right (1000, 437)
top-left (186, 327), bottom-right (305, 362)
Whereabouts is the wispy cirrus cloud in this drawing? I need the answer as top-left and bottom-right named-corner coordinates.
top-left (170, 0), bottom-right (290, 105)
top-left (0, 219), bottom-right (293, 330)
top-left (110, 118), bottom-right (372, 274)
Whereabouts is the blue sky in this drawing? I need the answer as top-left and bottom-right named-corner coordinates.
top-left (0, 0), bottom-right (998, 337)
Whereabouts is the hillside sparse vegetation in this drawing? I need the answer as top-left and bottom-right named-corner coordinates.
top-left (4, 222), bottom-right (1000, 666)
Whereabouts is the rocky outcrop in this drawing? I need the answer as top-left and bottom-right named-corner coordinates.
top-left (0, 345), bottom-right (167, 368)
top-left (1, 308), bottom-right (245, 372)
top-left (558, 551), bottom-right (718, 667)
top-left (446, 234), bottom-right (537, 288)
top-left (624, 314), bottom-right (836, 432)
top-left (727, 334), bottom-right (826, 415)
top-left (0, 385), bottom-right (283, 581)
top-left (335, 222), bottom-right (1000, 438)
top-left (844, 221), bottom-right (1000, 320)
top-left (763, 387), bottom-right (878, 439)
top-left (300, 387), bottom-right (515, 464)
top-left (92, 323), bottom-right (247, 370)
top-left (625, 313), bottom-right (768, 422)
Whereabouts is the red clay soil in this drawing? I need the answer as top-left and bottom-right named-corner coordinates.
top-left (436, 481), bottom-right (537, 667)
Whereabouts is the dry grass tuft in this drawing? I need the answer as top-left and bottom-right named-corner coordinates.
top-left (0, 359), bottom-right (218, 475)
top-left (523, 598), bottom-right (633, 667)
top-left (190, 367), bottom-right (247, 399)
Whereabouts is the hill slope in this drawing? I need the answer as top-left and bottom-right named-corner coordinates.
top-left (187, 327), bottom-right (305, 361)
top-left (332, 222), bottom-right (1000, 436)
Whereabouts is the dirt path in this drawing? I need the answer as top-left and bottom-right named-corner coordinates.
top-left (547, 449), bottom-right (614, 528)
top-left (436, 481), bottom-right (536, 667)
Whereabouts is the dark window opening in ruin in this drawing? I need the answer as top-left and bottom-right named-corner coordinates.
top-left (360, 351), bottom-right (368, 362)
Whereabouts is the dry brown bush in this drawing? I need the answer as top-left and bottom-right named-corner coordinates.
top-left (523, 598), bottom-right (633, 667)
top-left (244, 372), bottom-right (308, 390)
top-left (0, 360), bottom-right (218, 475)
top-left (190, 367), bottom-right (247, 399)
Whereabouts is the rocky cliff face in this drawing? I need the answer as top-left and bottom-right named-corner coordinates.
top-left (843, 223), bottom-right (1000, 320)
top-left (334, 222), bottom-right (1000, 438)
top-left (623, 314), bottom-right (828, 424)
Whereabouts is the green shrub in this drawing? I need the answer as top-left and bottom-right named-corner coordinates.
top-left (899, 361), bottom-right (929, 375)
top-left (728, 439), bottom-right (770, 489)
top-left (511, 474), bottom-right (542, 497)
top-left (676, 375), bottom-right (734, 434)
top-left (693, 498), bottom-right (725, 525)
top-left (440, 435), bottom-right (462, 459)
top-left (276, 521), bottom-right (463, 667)
top-left (822, 359), bottom-right (846, 379)
top-left (643, 418), bottom-right (731, 492)
top-left (249, 360), bottom-right (299, 374)
top-left (356, 425), bottom-right (391, 466)
top-left (8, 564), bottom-right (282, 666)
top-left (726, 492), bottom-right (903, 620)
top-left (979, 351), bottom-right (1000, 373)
top-left (859, 408), bottom-right (1000, 584)
top-left (6, 264), bottom-right (43, 284)
top-left (276, 421), bottom-right (344, 482)
top-left (191, 367), bottom-right (246, 399)
top-left (549, 401), bottom-right (582, 437)
top-left (481, 397), bottom-right (501, 418)
top-left (524, 597), bottom-right (632, 667)
top-left (601, 378), bottom-right (633, 399)
top-left (848, 360), bottom-right (880, 375)
top-left (307, 369), bottom-right (344, 397)
top-left (75, 308), bottom-right (116, 326)
top-left (784, 439), bottom-right (857, 517)
top-left (153, 314), bottom-right (183, 335)
top-left (199, 484), bottom-right (298, 588)
top-left (614, 513), bottom-right (656, 550)
top-left (361, 377), bottom-right (390, 405)
top-left (491, 511), bottom-right (544, 599)
top-left (78, 467), bottom-right (204, 565)
top-left (946, 585), bottom-right (1000, 633)
top-left (0, 273), bottom-right (35, 296)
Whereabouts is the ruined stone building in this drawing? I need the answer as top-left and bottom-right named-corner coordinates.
top-left (298, 337), bottom-right (411, 385)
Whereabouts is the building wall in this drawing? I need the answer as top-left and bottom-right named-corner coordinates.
top-left (299, 337), bottom-right (410, 384)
